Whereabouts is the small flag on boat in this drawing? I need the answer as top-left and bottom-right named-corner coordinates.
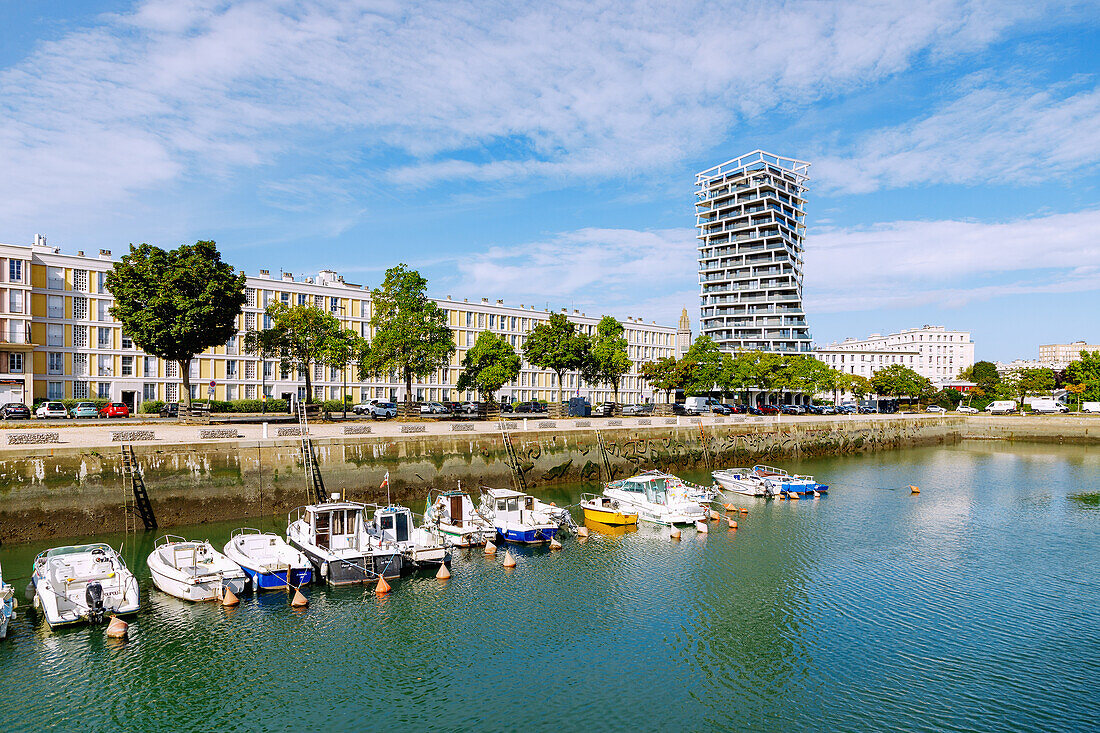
top-left (380, 472), bottom-right (389, 489)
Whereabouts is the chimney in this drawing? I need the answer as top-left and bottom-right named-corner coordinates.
top-left (446, 295), bottom-right (452, 300)
top-left (282, 272), bottom-right (294, 281)
top-left (496, 299), bottom-right (503, 305)
top-left (34, 234), bottom-right (46, 247)
top-left (259, 269), bottom-right (270, 277)
top-left (481, 298), bottom-right (489, 303)
top-left (98, 249), bottom-right (112, 259)
top-left (76, 251), bottom-right (84, 257)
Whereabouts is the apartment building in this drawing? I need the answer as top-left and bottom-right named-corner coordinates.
top-left (1038, 341), bottom-right (1098, 369)
top-left (814, 325), bottom-right (975, 386)
top-left (695, 150), bottom-right (813, 354)
top-left (8, 238), bottom-right (682, 410)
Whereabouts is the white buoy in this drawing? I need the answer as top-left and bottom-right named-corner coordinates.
top-left (670, 527), bottom-right (681, 541)
top-left (484, 540), bottom-right (497, 555)
top-left (695, 520), bottom-right (708, 534)
top-left (549, 536), bottom-right (563, 551)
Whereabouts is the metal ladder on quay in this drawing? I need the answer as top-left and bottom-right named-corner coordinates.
top-left (594, 429), bottom-right (615, 482)
top-left (121, 444), bottom-right (157, 531)
top-left (297, 401), bottom-right (327, 504)
top-left (499, 424), bottom-right (528, 493)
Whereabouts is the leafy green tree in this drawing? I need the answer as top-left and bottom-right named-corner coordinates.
top-left (847, 374), bottom-right (873, 401)
top-left (718, 352), bottom-right (753, 402)
top-left (106, 241), bottom-right (246, 411)
top-left (523, 312), bottom-right (589, 405)
top-left (1066, 382), bottom-right (1087, 411)
top-left (682, 335), bottom-right (723, 396)
top-left (456, 331), bottom-right (521, 403)
top-left (245, 302), bottom-right (363, 403)
top-left (1001, 367), bottom-right (1055, 408)
top-left (871, 364), bottom-right (934, 406)
top-left (959, 360), bottom-right (1001, 394)
top-left (586, 316), bottom-right (632, 404)
top-left (639, 356), bottom-right (682, 403)
top-left (1066, 350), bottom-right (1100, 401)
top-left (739, 350), bottom-right (787, 404)
top-left (359, 264), bottom-right (455, 411)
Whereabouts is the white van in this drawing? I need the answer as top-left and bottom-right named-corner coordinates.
top-left (1029, 397), bottom-right (1067, 414)
top-left (1083, 402), bottom-right (1100, 413)
top-left (683, 397), bottom-right (730, 415)
top-left (986, 400), bottom-right (1017, 414)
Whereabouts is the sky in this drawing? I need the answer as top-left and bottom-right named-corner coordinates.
top-left (1, 0), bottom-right (1099, 362)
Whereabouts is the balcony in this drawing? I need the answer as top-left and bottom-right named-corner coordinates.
top-left (0, 325), bottom-right (31, 345)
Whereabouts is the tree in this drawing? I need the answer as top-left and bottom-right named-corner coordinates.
top-left (456, 331), bottom-right (521, 403)
top-left (245, 302), bottom-right (363, 403)
top-left (740, 351), bottom-right (787, 404)
top-left (682, 335), bottom-right (723, 396)
top-left (639, 356), bottom-right (680, 403)
top-left (587, 316), bottom-right (632, 404)
top-left (105, 241), bottom-right (245, 411)
top-left (959, 360), bottom-right (1001, 394)
top-left (1066, 382), bottom-right (1087, 411)
top-left (718, 352), bottom-right (753, 401)
top-left (359, 264), bottom-right (455, 411)
top-left (523, 312), bottom-right (589, 405)
top-left (1001, 367), bottom-right (1055, 409)
top-left (846, 374), bottom-right (873, 401)
top-left (1066, 350), bottom-right (1100, 401)
top-left (871, 364), bottom-right (934, 405)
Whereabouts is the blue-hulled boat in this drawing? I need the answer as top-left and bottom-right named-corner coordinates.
top-left (751, 465), bottom-right (829, 498)
top-left (477, 487), bottom-right (565, 544)
top-left (223, 529), bottom-right (313, 591)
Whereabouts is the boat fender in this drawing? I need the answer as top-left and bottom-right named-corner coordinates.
top-left (320, 561), bottom-right (329, 579)
top-left (106, 616), bottom-right (128, 639)
top-left (85, 582), bottom-right (105, 624)
top-left (669, 527), bottom-right (681, 541)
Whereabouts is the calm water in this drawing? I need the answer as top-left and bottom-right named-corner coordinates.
top-left (1, 441), bottom-right (1098, 732)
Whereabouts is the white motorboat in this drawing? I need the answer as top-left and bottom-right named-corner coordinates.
top-left (712, 468), bottom-right (768, 497)
top-left (602, 472), bottom-right (708, 525)
top-left (367, 505), bottom-right (450, 570)
top-left (31, 544), bottom-right (140, 627)
top-left (286, 497), bottom-right (404, 584)
top-left (478, 487), bottom-right (563, 543)
top-left (423, 490), bottom-right (496, 547)
top-left (147, 536), bottom-right (247, 603)
top-left (223, 528), bottom-right (314, 591)
top-left (0, 563), bottom-right (16, 639)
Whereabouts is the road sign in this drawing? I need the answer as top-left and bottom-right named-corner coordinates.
top-left (208, 380), bottom-right (215, 396)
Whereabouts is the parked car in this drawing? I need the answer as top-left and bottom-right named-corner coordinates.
top-left (758, 404), bottom-right (780, 415)
top-left (99, 402), bottom-right (130, 418)
top-left (672, 402), bottom-right (687, 415)
top-left (500, 402), bottom-right (514, 413)
top-left (956, 405), bottom-right (979, 414)
top-left (593, 402), bottom-right (615, 417)
top-left (926, 405), bottom-right (946, 413)
top-left (35, 401), bottom-right (68, 419)
top-left (0, 402), bottom-right (31, 420)
top-left (159, 402), bottom-right (181, 418)
top-left (352, 400), bottom-right (379, 415)
top-left (835, 404), bottom-right (857, 414)
top-left (454, 402), bottom-right (480, 415)
top-left (779, 405), bottom-right (801, 416)
top-left (1082, 401), bottom-right (1100, 413)
top-left (623, 403), bottom-right (654, 416)
top-left (420, 401), bottom-right (452, 416)
top-left (70, 401), bottom-right (100, 419)
top-left (1028, 397), bottom-right (1068, 414)
top-left (710, 404), bottom-right (731, 416)
top-left (369, 401), bottom-right (397, 419)
top-left (819, 405), bottom-right (837, 415)
top-left (512, 401), bottom-right (546, 414)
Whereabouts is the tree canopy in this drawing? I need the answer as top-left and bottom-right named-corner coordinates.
top-left (1066, 350), bottom-right (1100, 401)
top-left (587, 316), bottom-right (632, 403)
top-left (682, 335), bottom-right (723, 396)
top-left (1001, 367), bottom-right (1055, 406)
top-left (959, 360), bottom-right (1001, 394)
top-left (244, 302), bottom-right (363, 403)
top-left (359, 264), bottom-right (455, 408)
top-left (456, 331), bottom-right (521, 402)
top-left (105, 240), bottom-right (246, 409)
top-left (870, 364), bottom-right (933, 402)
top-left (523, 312), bottom-right (589, 404)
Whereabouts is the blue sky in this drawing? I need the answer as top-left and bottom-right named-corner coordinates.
top-left (2, 0), bottom-right (1099, 362)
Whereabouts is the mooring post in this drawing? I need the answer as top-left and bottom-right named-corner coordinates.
top-left (262, 422), bottom-right (269, 439)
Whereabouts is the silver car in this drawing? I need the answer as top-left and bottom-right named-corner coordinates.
top-left (35, 401), bottom-right (69, 419)
top-left (369, 402), bottom-right (397, 419)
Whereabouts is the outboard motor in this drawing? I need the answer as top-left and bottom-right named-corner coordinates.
top-left (85, 582), bottom-right (105, 624)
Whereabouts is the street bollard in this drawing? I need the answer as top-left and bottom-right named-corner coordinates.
top-left (262, 422), bottom-right (268, 439)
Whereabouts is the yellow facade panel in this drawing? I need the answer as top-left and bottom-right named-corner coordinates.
top-left (30, 293), bottom-right (46, 317)
top-left (32, 352), bottom-right (46, 374)
top-left (64, 296), bottom-right (72, 320)
top-left (64, 353), bottom-right (72, 374)
top-left (65, 268), bottom-right (73, 291)
top-left (30, 323), bottom-right (45, 346)
top-left (31, 264), bottom-right (46, 289)
top-left (64, 324), bottom-right (72, 348)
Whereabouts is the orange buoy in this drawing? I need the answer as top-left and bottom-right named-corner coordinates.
top-left (550, 501), bottom-right (557, 506)
top-left (670, 527), bottom-right (681, 541)
top-left (374, 575), bottom-right (392, 596)
top-left (695, 520), bottom-right (708, 534)
top-left (549, 536), bottom-right (563, 551)
top-left (576, 526), bottom-right (589, 539)
top-left (909, 485), bottom-right (920, 494)
top-left (709, 510), bottom-right (720, 521)
top-left (291, 588), bottom-right (308, 607)
top-left (221, 585), bottom-right (240, 607)
top-left (728, 518), bottom-right (738, 529)
top-left (484, 540), bottom-right (497, 555)
top-left (502, 550), bottom-right (517, 568)
top-left (723, 503), bottom-right (736, 511)
top-left (105, 616), bottom-right (128, 639)
top-left (739, 507), bottom-right (748, 515)
top-left (436, 563), bottom-right (451, 580)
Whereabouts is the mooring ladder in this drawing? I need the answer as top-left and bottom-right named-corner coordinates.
top-left (594, 429), bottom-right (615, 482)
top-left (121, 444), bottom-right (157, 531)
top-left (699, 424), bottom-right (712, 471)
top-left (297, 400), bottom-right (326, 503)
top-left (499, 427), bottom-right (528, 493)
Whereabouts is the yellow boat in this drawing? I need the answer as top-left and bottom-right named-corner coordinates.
top-left (581, 494), bottom-right (638, 526)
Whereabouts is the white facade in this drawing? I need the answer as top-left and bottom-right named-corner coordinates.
top-left (695, 150), bottom-right (813, 354)
top-left (1038, 341), bottom-right (1098, 369)
top-left (814, 325), bottom-right (975, 387)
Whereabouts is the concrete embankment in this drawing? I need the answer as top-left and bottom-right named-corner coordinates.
top-left (961, 415), bottom-right (1100, 444)
top-left (0, 415), bottom-right (962, 543)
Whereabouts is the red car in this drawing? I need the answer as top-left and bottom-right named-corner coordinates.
top-left (757, 404), bottom-right (780, 415)
top-left (99, 402), bottom-right (130, 418)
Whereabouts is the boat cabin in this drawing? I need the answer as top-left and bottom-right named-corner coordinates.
top-left (436, 491), bottom-right (475, 527)
top-left (303, 502), bottom-right (364, 552)
top-left (617, 475), bottom-right (672, 504)
top-left (372, 506), bottom-right (414, 544)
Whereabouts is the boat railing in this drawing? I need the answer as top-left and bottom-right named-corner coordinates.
top-left (230, 527), bottom-right (266, 539)
top-left (752, 464), bottom-right (790, 477)
top-left (154, 534), bottom-right (188, 549)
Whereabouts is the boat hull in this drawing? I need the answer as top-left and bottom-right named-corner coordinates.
top-left (582, 506), bottom-right (638, 526)
top-left (292, 542), bottom-right (403, 585)
top-left (149, 566), bottom-right (246, 603)
top-left (429, 524), bottom-right (492, 547)
top-left (242, 566), bottom-right (313, 591)
top-left (496, 525), bottom-right (558, 544)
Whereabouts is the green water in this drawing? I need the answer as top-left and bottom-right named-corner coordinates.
top-left (0, 440), bottom-right (1098, 732)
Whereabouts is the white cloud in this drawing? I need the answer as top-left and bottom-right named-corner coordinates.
top-left (816, 80), bottom-right (1100, 193)
top-left (0, 0), bottom-right (1062, 221)
top-left (804, 208), bottom-right (1100, 311)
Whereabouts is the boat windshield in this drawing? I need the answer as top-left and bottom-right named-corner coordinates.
top-left (645, 480), bottom-right (667, 504)
top-left (45, 543), bottom-right (112, 557)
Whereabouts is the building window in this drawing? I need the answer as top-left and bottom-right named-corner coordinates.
top-left (73, 380), bottom-right (88, 399)
top-left (47, 324), bottom-right (63, 346)
top-left (73, 325), bottom-right (87, 348)
top-left (97, 355), bottom-right (112, 376)
top-left (46, 267), bottom-right (64, 290)
top-left (143, 383), bottom-right (156, 401)
top-left (73, 269), bottom-right (88, 292)
top-left (47, 381), bottom-right (63, 399)
top-left (122, 333), bottom-right (134, 349)
top-left (98, 382), bottom-right (110, 399)
top-left (245, 312), bottom-right (255, 330)
top-left (245, 384), bottom-right (257, 399)
top-left (121, 356), bottom-right (133, 377)
top-left (297, 293), bottom-right (307, 306)
top-left (166, 383), bottom-right (178, 402)
top-left (226, 336), bottom-right (237, 355)
top-left (263, 361), bottom-right (274, 380)
top-left (245, 361), bottom-right (256, 380)
top-left (226, 360), bottom-right (238, 378)
top-left (246, 288), bottom-right (256, 307)
top-left (166, 361), bottom-right (178, 378)
top-left (263, 314), bottom-right (272, 329)
top-left (8, 353), bottom-right (23, 373)
top-left (98, 327), bottom-right (112, 348)
top-left (97, 300), bottom-right (110, 320)
top-left (47, 352), bottom-right (63, 375)
top-left (280, 292), bottom-right (290, 305)
top-left (315, 295), bottom-right (324, 309)
top-left (8, 260), bottom-right (22, 282)
top-left (330, 297), bottom-right (339, 313)
top-left (97, 272), bottom-right (106, 292)
top-left (226, 384), bottom-right (237, 401)
top-left (47, 295), bottom-right (63, 318)
top-left (8, 289), bottom-right (23, 314)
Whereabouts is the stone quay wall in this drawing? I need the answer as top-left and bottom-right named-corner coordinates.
top-left (0, 417), bottom-right (961, 543)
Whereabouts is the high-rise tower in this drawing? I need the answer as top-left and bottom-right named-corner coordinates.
top-left (695, 151), bottom-right (812, 353)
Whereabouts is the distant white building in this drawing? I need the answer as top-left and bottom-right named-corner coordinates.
top-left (814, 325), bottom-right (975, 388)
top-left (1037, 341), bottom-right (1098, 369)
top-left (994, 359), bottom-right (1060, 376)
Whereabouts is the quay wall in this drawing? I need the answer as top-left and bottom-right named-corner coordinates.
top-left (960, 416), bottom-right (1100, 444)
top-left (0, 417), bottom-right (961, 543)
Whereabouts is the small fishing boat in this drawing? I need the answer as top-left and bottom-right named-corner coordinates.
top-left (750, 465), bottom-right (828, 498)
top-left (31, 544), bottom-right (140, 627)
top-left (423, 489), bottom-right (496, 547)
top-left (147, 536), bottom-right (247, 603)
top-left (366, 505), bottom-right (450, 571)
top-left (286, 496), bottom-right (404, 584)
top-left (602, 472), bottom-right (708, 525)
top-left (478, 487), bottom-right (562, 544)
top-left (712, 468), bottom-right (767, 497)
top-left (0, 563), bottom-right (16, 639)
top-left (580, 493), bottom-right (638, 526)
top-left (223, 528), bottom-right (313, 591)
